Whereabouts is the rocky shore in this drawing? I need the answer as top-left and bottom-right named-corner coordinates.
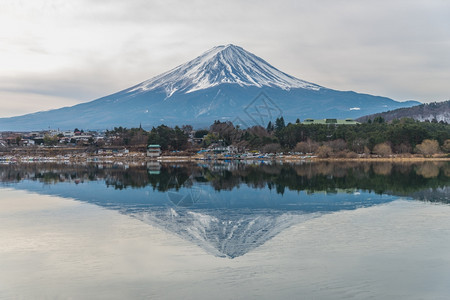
top-left (1, 150), bottom-right (449, 165)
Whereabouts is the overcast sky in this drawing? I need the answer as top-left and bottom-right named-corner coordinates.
top-left (1, 0), bottom-right (449, 117)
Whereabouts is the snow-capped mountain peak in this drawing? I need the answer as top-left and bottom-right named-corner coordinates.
top-left (131, 44), bottom-right (321, 97)
top-left (0, 44), bottom-right (421, 131)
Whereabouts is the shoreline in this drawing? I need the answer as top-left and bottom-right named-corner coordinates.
top-left (1, 152), bottom-right (449, 164)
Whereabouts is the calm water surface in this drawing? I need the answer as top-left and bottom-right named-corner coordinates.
top-left (0, 161), bottom-right (449, 299)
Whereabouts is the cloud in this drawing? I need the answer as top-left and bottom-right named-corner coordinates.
top-left (0, 0), bottom-right (449, 118)
top-left (0, 91), bottom-right (80, 118)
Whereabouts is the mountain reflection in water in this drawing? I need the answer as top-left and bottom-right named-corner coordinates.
top-left (1, 161), bottom-right (449, 258)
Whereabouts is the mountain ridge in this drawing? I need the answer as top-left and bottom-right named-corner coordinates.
top-left (357, 100), bottom-right (450, 123)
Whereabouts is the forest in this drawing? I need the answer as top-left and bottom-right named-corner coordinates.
top-left (109, 117), bottom-right (450, 157)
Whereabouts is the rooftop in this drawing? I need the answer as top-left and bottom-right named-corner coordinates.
top-left (302, 118), bottom-right (359, 125)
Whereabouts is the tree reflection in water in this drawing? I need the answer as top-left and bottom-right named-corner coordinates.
top-left (0, 161), bottom-right (449, 200)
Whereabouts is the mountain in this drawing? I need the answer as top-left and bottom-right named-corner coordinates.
top-left (0, 44), bottom-right (420, 131)
top-left (356, 100), bottom-right (450, 123)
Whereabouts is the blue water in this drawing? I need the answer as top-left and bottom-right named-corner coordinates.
top-left (1, 162), bottom-right (449, 299)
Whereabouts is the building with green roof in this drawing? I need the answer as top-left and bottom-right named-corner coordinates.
top-left (302, 118), bottom-right (359, 125)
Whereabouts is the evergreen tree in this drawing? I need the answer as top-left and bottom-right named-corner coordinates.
top-left (275, 117), bottom-right (285, 132)
top-left (373, 116), bottom-right (385, 124)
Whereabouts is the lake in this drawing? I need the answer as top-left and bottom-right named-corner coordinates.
top-left (1, 161), bottom-right (449, 299)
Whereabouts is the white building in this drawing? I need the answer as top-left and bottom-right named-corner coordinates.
top-left (147, 145), bottom-right (161, 157)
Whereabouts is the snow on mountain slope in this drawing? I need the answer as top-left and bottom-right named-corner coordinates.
top-left (130, 44), bottom-right (321, 97)
top-left (357, 100), bottom-right (450, 123)
top-left (135, 208), bottom-right (320, 258)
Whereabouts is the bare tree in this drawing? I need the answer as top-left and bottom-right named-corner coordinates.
top-left (181, 125), bottom-right (193, 134)
top-left (415, 139), bottom-right (440, 157)
top-left (373, 143), bottom-right (392, 157)
top-left (294, 138), bottom-right (318, 154)
top-left (326, 139), bottom-right (347, 152)
top-left (316, 145), bottom-right (333, 158)
top-left (442, 139), bottom-right (450, 153)
top-left (350, 138), bottom-right (368, 153)
top-left (393, 143), bottom-right (412, 154)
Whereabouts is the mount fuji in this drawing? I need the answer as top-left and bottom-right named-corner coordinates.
top-left (0, 44), bottom-right (419, 131)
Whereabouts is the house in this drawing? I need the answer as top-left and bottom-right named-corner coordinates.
top-left (71, 135), bottom-right (93, 142)
top-left (5, 136), bottom-right (19, 145)
top-left (20, 139), bottom-right (35, 146)
top-left (61, 130), bottom-right (75, 137)
top-left (147, 144), bottom-right (161, 157)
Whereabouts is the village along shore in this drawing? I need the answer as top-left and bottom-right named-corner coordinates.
top-left (1, 145), bottom-right (449, 165)
top-left (1, 117), bottom-right (449, 164)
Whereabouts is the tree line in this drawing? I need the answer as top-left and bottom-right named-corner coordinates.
top-left (99, 117), bottom-right (450, 156)
top-left (200, 117), bottom-right (449, 156)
